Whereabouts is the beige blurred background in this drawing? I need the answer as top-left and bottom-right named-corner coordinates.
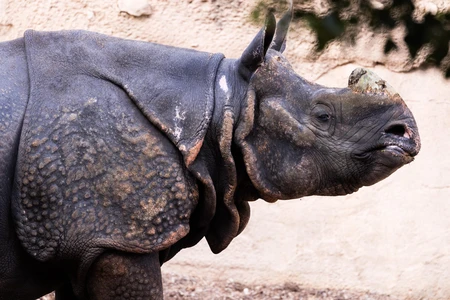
top-left (1, 0), bottom-right (449, 299)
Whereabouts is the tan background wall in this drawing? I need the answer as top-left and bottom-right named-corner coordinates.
top-left (1, 0), bottom-right (449, 299)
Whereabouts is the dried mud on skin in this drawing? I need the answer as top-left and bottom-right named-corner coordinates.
top-left (38, 273), bottom-right (400, 300)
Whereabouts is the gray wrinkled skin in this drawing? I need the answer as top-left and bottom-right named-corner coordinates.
top-left (0, 7), bottom-right (420, 300)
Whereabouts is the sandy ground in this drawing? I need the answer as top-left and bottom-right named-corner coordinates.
top-left (38, 272), bottom-right (402, 300)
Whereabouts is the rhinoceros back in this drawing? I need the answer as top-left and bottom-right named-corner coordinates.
top-left (12, 30), bottom-right (223, 262)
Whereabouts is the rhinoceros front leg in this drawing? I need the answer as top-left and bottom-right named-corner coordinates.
top-left (86, 251), bottom-right (163, 300)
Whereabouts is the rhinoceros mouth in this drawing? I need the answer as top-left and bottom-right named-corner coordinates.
top-left (376, 144), bottom-right (414, 163)
top-left (354, 138), bottom-right (417, 163)
top-left (383, 145), bottom-right (409, 156)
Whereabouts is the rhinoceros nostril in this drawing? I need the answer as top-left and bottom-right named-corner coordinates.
top-left (384, 124), bottom-right (410, 138)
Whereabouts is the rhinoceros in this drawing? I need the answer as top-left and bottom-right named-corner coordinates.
top-left (0, 7), bottom-right (420, 300)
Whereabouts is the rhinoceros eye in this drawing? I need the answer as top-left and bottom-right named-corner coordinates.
top-left (317, 113), bottom-right (330, 122)
top-left (312, 106), bottom-right (331, 122)
top-left (311, 104), bottom-right (333, 131)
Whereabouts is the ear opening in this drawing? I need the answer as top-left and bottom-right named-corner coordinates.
top-left (270, 0), bottom-right (293, 53)
top-left (239, 12), bottom-right (276, 78)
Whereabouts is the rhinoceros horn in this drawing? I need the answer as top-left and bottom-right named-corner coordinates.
top-left (348, 68), bottom-right (401, 100)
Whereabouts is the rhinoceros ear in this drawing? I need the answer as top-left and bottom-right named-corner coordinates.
top-left (238, 12), bottom-right (276, 79)
top-left (270, 0), bottom-right (293, 53)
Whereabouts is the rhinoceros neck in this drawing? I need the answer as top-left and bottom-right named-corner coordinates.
top-left (208, 58), bottom-right (256, 195)
top-left (184, 59), bottom-right (259, 254)
top-left (211, 59), bottom-right (245, 133)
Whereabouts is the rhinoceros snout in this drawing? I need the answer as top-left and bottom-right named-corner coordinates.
top-left (382, 120), bottom-right (421, 157)
top-left (348, 67), bottom-right (421, 158)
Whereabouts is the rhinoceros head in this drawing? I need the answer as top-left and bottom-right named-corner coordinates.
top-left (234, 8), bottom-right (421, 202)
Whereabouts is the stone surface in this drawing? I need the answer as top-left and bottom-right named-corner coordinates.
top-left (117, 0), bottom-right (152, 17)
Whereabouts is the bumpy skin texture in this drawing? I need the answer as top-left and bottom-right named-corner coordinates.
top-left (8, 30), bottom-right (223, 298)
top-left (0, 38), bottom-right (62, 300)
top-left (0, 9), bottom-right (420, 300)
top-left (86, 252), bottom-right (162, 300)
